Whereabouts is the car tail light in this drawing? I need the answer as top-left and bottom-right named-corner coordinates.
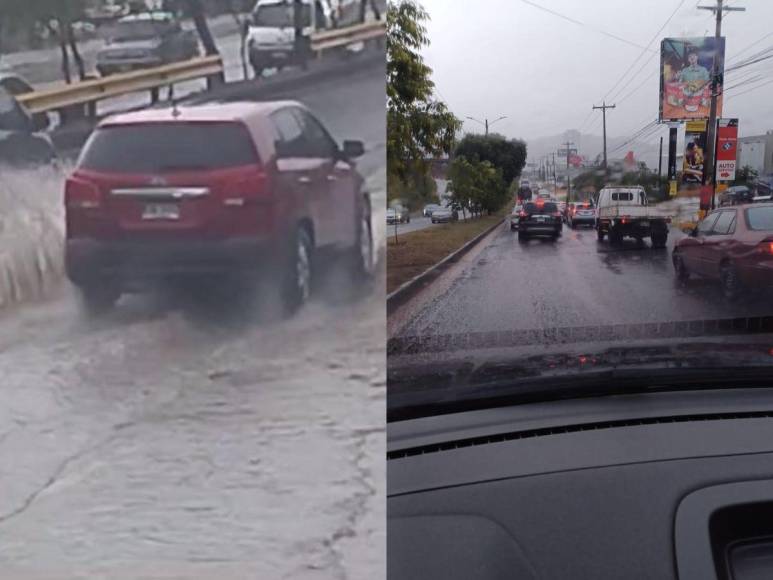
top-left (757, 242), bottom-right (773, 255)
top-left (519, 210), bottom-right (528, 218)
top-left (65, 177), bottom-right (102, 210)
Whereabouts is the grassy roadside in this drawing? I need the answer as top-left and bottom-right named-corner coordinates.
top-left (387, 212), bottom-right (505, 294)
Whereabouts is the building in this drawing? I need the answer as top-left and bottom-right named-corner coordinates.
top-left (738, 131), bottom-right (773, 176)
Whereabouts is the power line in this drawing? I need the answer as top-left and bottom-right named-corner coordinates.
top-left (725, 76), bottom-right (773, 100)
top-left (519, 0), bottom-right (656, 52)
top-left (602, 0), bottom-right (687, 102)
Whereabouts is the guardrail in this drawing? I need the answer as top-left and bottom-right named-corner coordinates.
top-left (16, 55), bottom-right (224, 116)
top-left (310, 20), bottom-right (386, 52)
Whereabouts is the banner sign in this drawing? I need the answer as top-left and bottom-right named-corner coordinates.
top-left (682, 120), bottom-right (707, 186)
top-left (660, 37), bottom-right (724, 121)
top-left (716, 118), bottom-right (738, 181)
top-left (668, 126), bottom-right (678, 180)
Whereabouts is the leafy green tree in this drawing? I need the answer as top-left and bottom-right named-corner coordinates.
top-left (454, 133), bottom-right (527, 185)
top-left (387, 0), bottom-right (460, 195)
top-left (735, 165), bottom-right (758, 185)
top-left (447, 156), bottom-right (507, 217)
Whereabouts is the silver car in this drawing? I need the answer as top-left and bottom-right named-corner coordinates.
top-left (96, 12), bottom-right (200, 76)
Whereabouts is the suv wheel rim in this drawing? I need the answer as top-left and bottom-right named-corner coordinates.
top-left (721, 265), bottom-right (738, 298)
top-left (359, 215), bottom-right (374, 275)
top-left (296, 238), bottom-right (311, 301)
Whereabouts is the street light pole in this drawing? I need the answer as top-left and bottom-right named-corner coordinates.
top-left (466, 115), bottom-right (507, 136)
top-left (697, 0), bottom-right (745, 210)
top-left (563, 141), bottom-right (574, 202)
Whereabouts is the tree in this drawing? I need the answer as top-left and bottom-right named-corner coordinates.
top-left (453, 133), bottom-right (528, 185)
top-left (387, 0), bottom-right (460, 193)
top-left (735, 165), bottom-right (758, 185)
top-left (447, 156), bottom-right (508, 217)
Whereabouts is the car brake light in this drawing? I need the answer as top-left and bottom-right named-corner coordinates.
top-left (758, 242), bottom-right (773, 255)
top-left (65, 177), bottom-right (102, 210)
top-left (519, 210), bottom-right (528, 218)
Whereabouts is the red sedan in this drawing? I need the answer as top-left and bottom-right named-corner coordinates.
top-left (672, 203), bottom-right (773, 298)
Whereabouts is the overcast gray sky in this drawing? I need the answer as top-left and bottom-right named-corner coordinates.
top-left (420, 0), bottom-right (773, 151)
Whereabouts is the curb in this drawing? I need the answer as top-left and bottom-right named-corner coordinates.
top-left (387, 218), bottom-right (504, 315)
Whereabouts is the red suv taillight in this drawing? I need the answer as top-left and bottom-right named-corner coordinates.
top-left (65, 177), bottom-right (102, 210)
top-left (757, 241), bottom-right (773, 255)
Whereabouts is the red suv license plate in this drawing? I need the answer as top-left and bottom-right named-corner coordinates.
top-left (142, 203), bottom-right (180, 220)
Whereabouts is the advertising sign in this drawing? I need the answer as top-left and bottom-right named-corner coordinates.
top-left (682, 120), bottom-right (707, 186)
top-left (716, 118), bottom-right (738, 181)
top-left (660, 37), bottom-right (724, 121)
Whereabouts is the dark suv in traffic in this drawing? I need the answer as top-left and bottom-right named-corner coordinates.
top-left (517, 200), bottom-right (562, 241)
top-left (65, 101), bottom-right (374, 313)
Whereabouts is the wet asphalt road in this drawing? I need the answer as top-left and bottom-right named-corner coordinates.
top-left (0, 62), bottom-right (385, 579)
top-left (394, 221), bottom-right (773, 340)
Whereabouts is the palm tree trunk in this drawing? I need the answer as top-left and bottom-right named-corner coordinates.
top-left (66, 22), bottom-right (86, 81)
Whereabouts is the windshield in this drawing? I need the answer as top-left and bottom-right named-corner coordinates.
top-left (253, 4), bottom-right (313, 27)
top-left (78, 123), bottom-right (259, 172)
top-left (386, 0), bottom-right (773, 421)
top-left (110, 20), bottom-right (168, 41)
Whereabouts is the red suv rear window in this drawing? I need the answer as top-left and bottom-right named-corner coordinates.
top-left (77, 122), bottom-right (259, 173)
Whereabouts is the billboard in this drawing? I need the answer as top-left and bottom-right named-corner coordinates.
top-left (716, 118), bottom-right (739, 181)
top-left (682, 120), bottom-right (707, 185)
top-left (660, 37), bottom-right (724, 121)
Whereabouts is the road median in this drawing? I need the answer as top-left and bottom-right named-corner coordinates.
top-left (387, 213), bottom-right (504, 312)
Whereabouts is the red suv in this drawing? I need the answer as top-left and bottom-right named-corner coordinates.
top-left (65, 101), bottom-right (374, 313)
top-left (673, 203), bottom-right (773, 299)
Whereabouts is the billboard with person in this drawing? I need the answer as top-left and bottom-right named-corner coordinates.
top-left (682, 120), bottom-right (707, 185)
top-left (660, 37), bottom-right (725, 121)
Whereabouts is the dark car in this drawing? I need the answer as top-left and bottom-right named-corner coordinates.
top-left (64, 101), bottom-right (373, 313)
top-left (96, 12), bottom-right (200, 76)
top-left (0, 85), bottom-right (55, 166)
top-left (672, 203), bottom-right (773, 298)
top-left (517, 200), bottom-right (562, 241)
top-left (720, 185), bottom-right (754, 206)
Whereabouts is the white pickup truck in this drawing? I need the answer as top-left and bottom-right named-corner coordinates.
top-left (595, 186), bottom-right (670, 248)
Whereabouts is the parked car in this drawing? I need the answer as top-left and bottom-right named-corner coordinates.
top-left (673, 203), bottom-right (773, 299)
top-left (96, 12), bottom-right (200, 76)
top-left (517, 200), bottom-right (562, 241)
top-left (423, 203), bottom-right (441, 218)
top-left (431, 207), bottom-right (457, 224)
top-left (246, 0), bottom-right (360, 76)
top-left (0, 85), bottom-right (55, 166)
top-left (567, 201), bottom-right (595, 228)
top-left (720, 185), bottom-right (754, 206)
top-left (64, 101), bottom-right (373, 314)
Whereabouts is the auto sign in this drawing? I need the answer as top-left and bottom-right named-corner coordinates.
top-left (716, 118), bottom-right (738, 182)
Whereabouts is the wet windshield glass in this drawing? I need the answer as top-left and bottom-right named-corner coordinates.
top-left (386, 0), bottom-right (773, 419)
top-left (254, 4), bottom-right (313, 27)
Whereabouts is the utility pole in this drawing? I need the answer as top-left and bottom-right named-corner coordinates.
top-left (592, 101), bottom-right (616, 173)
top-left (466, 115), bottom-right (507, 136)
top-left (552, 152), bottom-right (557, 193)
top-left (658, 135), bottom-right (664, 195)
top-left (698, 0), bottom-right (745, 209)
top-left (563, 141), bottom-right (574, 202)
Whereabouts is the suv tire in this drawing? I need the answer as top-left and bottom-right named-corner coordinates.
top-left (351, 202), bottom-right (375, 281)
top-left (282, 227), bottom-right (313, 314)
top-left (80, 283), bottom-right (120, 315)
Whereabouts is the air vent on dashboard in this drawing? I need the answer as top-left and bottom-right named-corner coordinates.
top-left (387, 411), bottom-right (773, 460)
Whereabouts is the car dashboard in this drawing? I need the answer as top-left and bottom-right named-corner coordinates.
top-left (388, 387), bottom-right (773, 580)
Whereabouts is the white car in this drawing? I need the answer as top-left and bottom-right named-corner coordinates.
top-left (246, 0), bottom-right (359, 76)
top-left (510, 205), bottom-right (523, 231)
